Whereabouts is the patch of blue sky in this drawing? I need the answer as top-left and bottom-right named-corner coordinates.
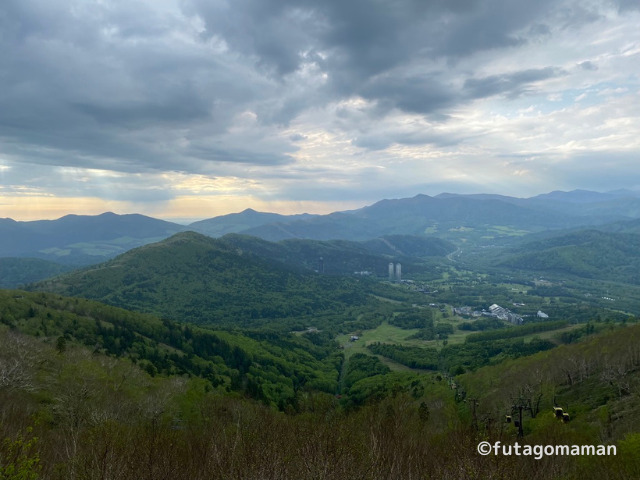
top-left (484, 80), bottom-right (632, 119)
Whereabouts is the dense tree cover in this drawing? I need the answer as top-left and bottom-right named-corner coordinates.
top-left (218, 233), bottom-right (451, 276)
top-left (435, 322), bottom-right (454, 335)
top-left (2, 325), bottom-right (639, 479)
top-left (31, 232), bottom-right (399, 327)
top-left (558, 321), bottom-right (609, 344)
top-left (501, 230), bottom-right (640, 284)
top-left (388, 309), bottom-right (434, 329)
top-left (0, 290), bottom-right (341, 408)
top-left (342, 353), bottom-right (390, 389)
top-left (386, 308), bottom-right (454, 341)
top-left (464, 320), bottom-right (569, 343)
top-left (343, 371), bottom-right (442, 408)
top-left (0, 257), bottom-right (71, 288)
top-left (368, 343), bottom-right (439, 370)
top-left (406, 328), bottom-right (437, 340)
top-left (219, 233), bottom-right (397, 276)
top-left (440, 338), bottom-right (556, 373)
top-left (394, 320), bottom-right (453, 341)
top-left (367, 338), bottom-right (556, 374)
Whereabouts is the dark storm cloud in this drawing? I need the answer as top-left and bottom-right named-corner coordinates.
top-left (0, 0), bottom-right (289, 173)
top-left (359, 74), bottom-right (457, 116)
top-left (191, 0), bottom-right (548, 73)
top-left (187, 0), bottom-right (563, 110)
top-left (464, 67), bottom-right (567, 100)
top-left (0, 0), bottom-right (627, 189)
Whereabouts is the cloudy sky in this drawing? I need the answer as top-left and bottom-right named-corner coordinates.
top-left (1, 0), bottom-right (638, 221)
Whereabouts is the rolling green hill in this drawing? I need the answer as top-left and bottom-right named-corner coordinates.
top-left (217, 233), bottom-right (454, 275)
top-left (219, 233), bottom-right (390, 275)
top-left (500, 230), bottom-right (640, 284)
top-left (0, 257), bottom-right (72, 288)
top-left (31, 231), bottom-right (379, 326)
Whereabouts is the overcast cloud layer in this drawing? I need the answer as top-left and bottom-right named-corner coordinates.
top-left (1, 0), bottom-right (639, 219)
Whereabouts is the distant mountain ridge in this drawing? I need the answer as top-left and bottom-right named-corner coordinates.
top-left (239, 192), bottom-right (631, 242)
top-left (4, 189), bottom-right (640, 266)
top-left (0, 212), bottom-right (186, 265)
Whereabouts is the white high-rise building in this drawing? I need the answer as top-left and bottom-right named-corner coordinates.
top-left (395, 263), bottom-right (402, 282)
top-left (388, 262), bottom-right (394, 281)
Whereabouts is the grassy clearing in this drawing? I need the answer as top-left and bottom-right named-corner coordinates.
top-left (337, 322), bottom-right (418, 356)
top-left (337, 316), bottom-right (472, 363)
top-left (337, 322), bottom-right (423, 362)
top-left (487, 225), bottom-right (530, 236)
top-left (441, 328), bottom-right (472, 346)
top-left (375, 354), bottom-right (421, 372)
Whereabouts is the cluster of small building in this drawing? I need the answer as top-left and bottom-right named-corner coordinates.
top-left (453, 303), bottom-right (524, 325)
top-left (353, 270), bottom-right (373, 276)
top-left (453, 303), bottom-right (551, 325)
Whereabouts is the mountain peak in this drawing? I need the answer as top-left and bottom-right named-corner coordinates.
top-left (161, 230), bottom-right (211, 244)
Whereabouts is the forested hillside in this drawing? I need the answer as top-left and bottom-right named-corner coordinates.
top-left (2, 291), bottom-right (639, 479)
top-left (500, 230), bottom-right (640, 284)
top-left (0, 290), bottom-right (342, 408)
top-left (33, 232), bottom-right (379, 326)
top-left (217, 233), bottom-right (454, 275)
top-left (0, 258), bottom-right (71, 288)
